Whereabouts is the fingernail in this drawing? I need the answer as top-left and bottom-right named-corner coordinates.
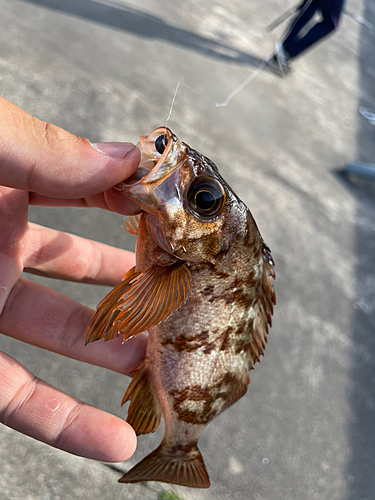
top-left (90, 142), bottom-right (135, 159)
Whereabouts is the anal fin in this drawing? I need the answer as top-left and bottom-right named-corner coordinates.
top-left (122, 359), bottom-right (161, 435)
top-left (119, 443), bottom-right (210, 488)
top-left (220, 371), bottom-right (250, 414)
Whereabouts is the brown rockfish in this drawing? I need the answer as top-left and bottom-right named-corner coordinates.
top-left (86, 127), bottom-right (275, 488)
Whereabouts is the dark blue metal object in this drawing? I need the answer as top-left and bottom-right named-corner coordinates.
top-left (345, 162), bottom-right (375, 180)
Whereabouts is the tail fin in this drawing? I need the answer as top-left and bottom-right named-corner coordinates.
top-left (119, 443), bottom-right (210, 488)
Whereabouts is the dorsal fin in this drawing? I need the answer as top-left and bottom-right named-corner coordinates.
top-left (246, 240), bottom-right (276, 368)
top-left (85, 263), bottom-right (192, 344)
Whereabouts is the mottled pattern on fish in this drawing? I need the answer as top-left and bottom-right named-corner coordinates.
top-left (86, 128), bottom-right (275, 488)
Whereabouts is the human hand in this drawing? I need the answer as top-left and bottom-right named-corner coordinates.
top-left (0, 96), bottom-right (148, 463)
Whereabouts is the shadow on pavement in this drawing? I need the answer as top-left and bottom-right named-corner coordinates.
top-left (21, 0), bottom-right (264, 68)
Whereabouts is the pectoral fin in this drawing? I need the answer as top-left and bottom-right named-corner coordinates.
top-left (122, 215), bottom-right (141, 235)
top-left (122, 358), bottom-right (161, 435)
top-left (85, 263), bottom-right (191, 344)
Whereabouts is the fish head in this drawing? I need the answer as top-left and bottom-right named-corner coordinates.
top-left (117, 127), bottom-right (247, 264)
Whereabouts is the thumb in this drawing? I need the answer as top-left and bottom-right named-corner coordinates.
top-left (0, 97), bottom-right (140, 199)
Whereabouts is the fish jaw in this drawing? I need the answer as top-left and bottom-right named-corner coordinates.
top-left (116, 128), bottom-right (193, 257)
top-left (137, 127), bottom-right (177, 174)
top-left (116, 127), bottom-right (187, 206)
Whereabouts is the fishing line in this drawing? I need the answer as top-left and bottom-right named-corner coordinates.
top-left (164, 55), bottom-right (272, 124)
top-left (164, 77), bottom-right (212, 131)
top-left (165, 77), bottom-right (184, 130)
top-left (215, 52), bottom-right (273, 107)
top-left (165, 8), bottom-right (301, 117)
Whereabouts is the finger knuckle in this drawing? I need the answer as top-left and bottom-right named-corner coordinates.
top-left (51, 401), bottom-right (85, 449)
top-left (0, 373), bottom-right (38, 426)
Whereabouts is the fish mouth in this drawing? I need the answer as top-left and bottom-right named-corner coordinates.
top-left (116, 127), bottom-right (186, 208)
top-left (121, 166), bottom-right (151, 186)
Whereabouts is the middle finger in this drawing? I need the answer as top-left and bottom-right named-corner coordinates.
top-left (29, 187), bottom-right (141, 216)
top-left (23, 223), bottom-right (135, 286)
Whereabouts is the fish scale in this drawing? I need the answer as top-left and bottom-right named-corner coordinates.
top-left (86, 127), bottom-right (275, 488)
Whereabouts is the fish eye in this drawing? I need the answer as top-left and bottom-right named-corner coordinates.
top-left (187, 177), bottom-right (226, 219)
top-left (155, 134), bottom-right (168, 154)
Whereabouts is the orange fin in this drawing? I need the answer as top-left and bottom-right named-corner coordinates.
top-left (118, 443), bottom-right (210, 488)
top-left (85, 263), bottom-right (191, 344)
top-left (121, 359), bottom-right (161, 435)
top-left (122, 215), bottom-right (141, 235)
top-left (220, 372), bottom-right (250, 414)
top-left (85, 266), bottom-right (137, 344)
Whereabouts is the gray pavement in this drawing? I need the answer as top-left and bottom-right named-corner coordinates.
top-left (1, 0), bottom-right (375, 499)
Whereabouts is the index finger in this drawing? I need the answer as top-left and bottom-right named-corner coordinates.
top-left (0, 97), bottom-right (140, 199)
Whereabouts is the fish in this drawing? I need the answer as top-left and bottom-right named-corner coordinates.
top-left (85, 127), bottom-right (275, 488)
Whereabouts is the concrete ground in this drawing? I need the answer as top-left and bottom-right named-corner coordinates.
top-left (1, 0), bottom-right (375, 499)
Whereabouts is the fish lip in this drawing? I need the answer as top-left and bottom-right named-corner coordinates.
top-left (119, 166), bottom-right (153, 186)
top-left (116, 127), bottom-right (179, 195)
